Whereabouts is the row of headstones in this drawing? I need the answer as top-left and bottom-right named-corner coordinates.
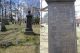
top-left (0, 11), bottom-right (33, 33)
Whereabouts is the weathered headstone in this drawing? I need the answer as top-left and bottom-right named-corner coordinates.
top-left (46, 0), bottom-right (77, 53)
top-left (25, 11), bottom-right (33, 34)
top-left (0, 22), bottom-right (1, 31)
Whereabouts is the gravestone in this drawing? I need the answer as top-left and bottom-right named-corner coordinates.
top-left (25, 11), bottom-right (33, 34)
top-left (0, 22), bottom-right (1, 31)
top-left (46, 0), bottom-right (77, 53)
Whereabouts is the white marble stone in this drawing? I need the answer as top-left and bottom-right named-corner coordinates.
top-left (40, 24), bottom-right (48, 53)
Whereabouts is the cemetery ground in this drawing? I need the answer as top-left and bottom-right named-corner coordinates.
top-left (0, 23), bottom-right (40, 53)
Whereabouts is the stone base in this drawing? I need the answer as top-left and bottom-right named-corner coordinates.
top-left (25, 31), bottom-right (34, 35)
top-left (25, 28), bottom-right (33, 31)
top-left (25, 28), bottom-right (33, 35)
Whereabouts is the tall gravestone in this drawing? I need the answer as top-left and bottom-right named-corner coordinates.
top-left (46, 0), bottom-right (77, 53)
top-left (25, 11), bottom-right (33, 34)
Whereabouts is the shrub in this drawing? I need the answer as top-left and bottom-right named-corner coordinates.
top-left (2, 19), bottom-right (9, 25)
top-left (33, 17), bottom-right (40, 24)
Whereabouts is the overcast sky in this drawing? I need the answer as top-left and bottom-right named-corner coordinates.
top-left (75, 0), bottom-right (80, 17)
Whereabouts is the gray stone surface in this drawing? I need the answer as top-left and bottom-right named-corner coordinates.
top-left (48, 2), bottom-right (77, 53)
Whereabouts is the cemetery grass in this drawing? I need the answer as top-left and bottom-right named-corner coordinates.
top-left (0, 23), bottom-right (40, 53)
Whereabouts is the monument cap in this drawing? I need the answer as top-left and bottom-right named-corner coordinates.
top-left (46, 0), bottom-right (75, 2)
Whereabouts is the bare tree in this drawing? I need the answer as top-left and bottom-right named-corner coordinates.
top-left (0, 0), bottom-right (7, 32)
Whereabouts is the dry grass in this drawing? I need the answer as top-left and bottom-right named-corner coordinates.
top-left (0, 23), bottom-right (40, 53)
top-left (0, 46), bottom-right (36, 53)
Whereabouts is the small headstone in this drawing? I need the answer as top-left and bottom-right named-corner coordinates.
top-left (0, 22), bottom-right (1, 31)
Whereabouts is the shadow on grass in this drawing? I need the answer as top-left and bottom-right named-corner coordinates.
top-left (7, 28), bottom-right (18, 31)
top-left (0, 28), bottom-right (19, 35)
top-left (24, 32), bottom-right (40, 36)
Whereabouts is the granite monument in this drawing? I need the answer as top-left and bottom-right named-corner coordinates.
top-left (46, 0), bottom-right (77, 53)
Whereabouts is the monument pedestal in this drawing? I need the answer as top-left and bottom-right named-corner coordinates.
top-left (25, 28), bottom-right (33, 34)
top-left (46, 0), bottom-right (77, 53)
